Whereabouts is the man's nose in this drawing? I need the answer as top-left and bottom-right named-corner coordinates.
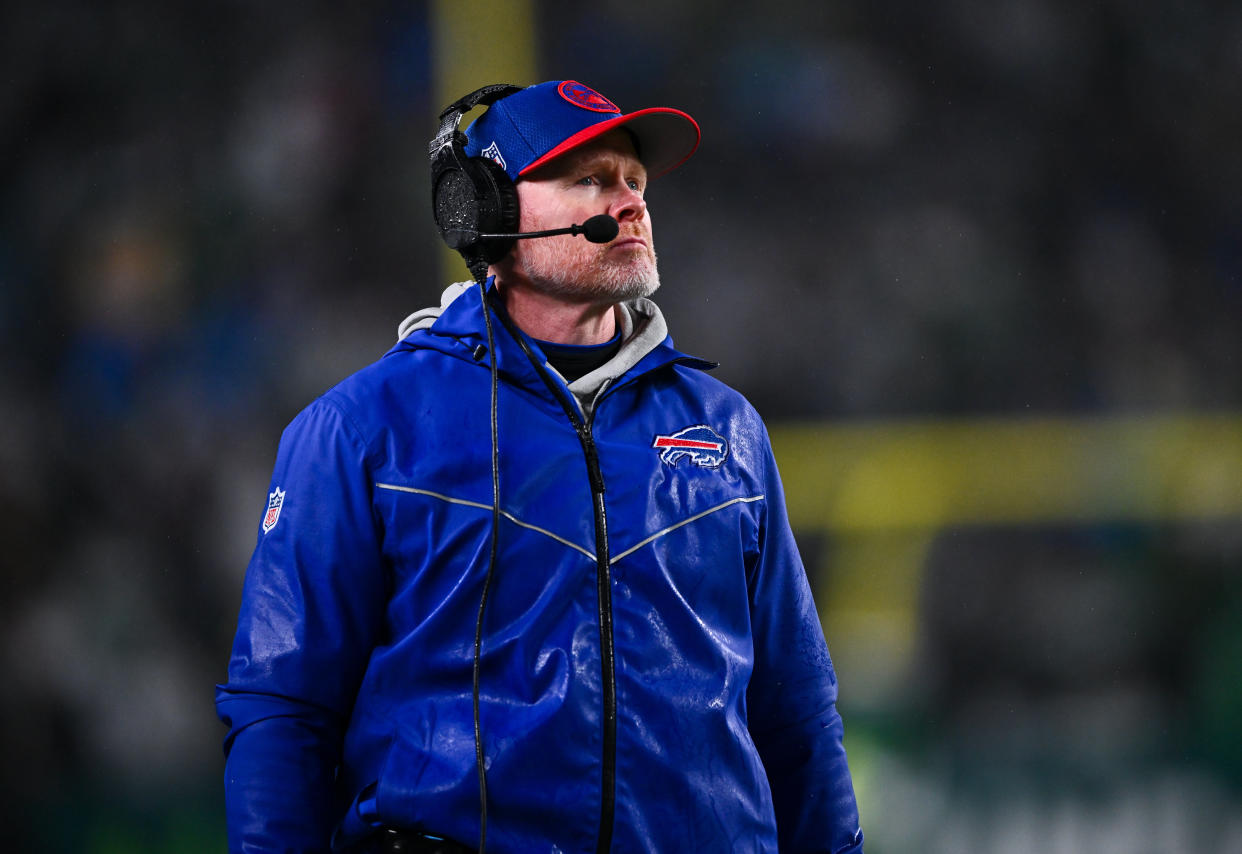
top-left (608, 186), bottom-right (647, 222)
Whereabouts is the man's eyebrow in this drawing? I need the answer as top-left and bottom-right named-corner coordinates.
top-left (568, 152), bottom-right (647, 177)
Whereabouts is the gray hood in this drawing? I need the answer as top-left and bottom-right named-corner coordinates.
top-left (397, 282), bottom-right (669, 417)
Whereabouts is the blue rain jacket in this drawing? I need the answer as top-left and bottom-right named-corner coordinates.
top-left (216, 284), bottom-right (863, 853)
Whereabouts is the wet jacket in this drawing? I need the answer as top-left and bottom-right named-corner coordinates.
top-left (216, 283), bottom-right (863, 853)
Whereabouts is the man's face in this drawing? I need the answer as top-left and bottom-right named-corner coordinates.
top-left (502, 129), bottom-right (658, 303)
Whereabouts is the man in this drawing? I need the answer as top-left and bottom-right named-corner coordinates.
top-left (217, 80), bottom-right (864, 854)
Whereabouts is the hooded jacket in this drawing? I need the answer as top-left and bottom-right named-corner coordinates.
top-left (216, 283), bottom-right (863, 854)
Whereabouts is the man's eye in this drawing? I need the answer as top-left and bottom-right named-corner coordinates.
top-left (577, 176), bottom-right (597, 186)
top-left (627, 179), bottom-right (643, 192)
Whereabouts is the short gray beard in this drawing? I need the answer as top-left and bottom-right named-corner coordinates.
top-left (518, 242), bottom-right (661, 304)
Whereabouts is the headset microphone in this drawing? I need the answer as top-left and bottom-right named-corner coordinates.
top-left (479, 213), bottom-right (619, 245)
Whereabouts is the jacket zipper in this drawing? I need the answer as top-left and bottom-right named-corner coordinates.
top-left (574, 418), bottom-right (616, 854)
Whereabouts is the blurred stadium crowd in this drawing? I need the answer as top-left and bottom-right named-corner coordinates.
top-left (1, 1), bottom-right (1239, 851)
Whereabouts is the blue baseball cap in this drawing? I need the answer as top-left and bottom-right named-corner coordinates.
top-left (462, 80), bottom-right (700, 183)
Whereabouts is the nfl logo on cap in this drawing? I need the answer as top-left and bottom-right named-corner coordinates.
top-left (480, 141), bottom-right (506, 171)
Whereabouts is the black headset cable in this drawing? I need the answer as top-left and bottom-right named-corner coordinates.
top-left (471, 272), bottom-right (501, 854)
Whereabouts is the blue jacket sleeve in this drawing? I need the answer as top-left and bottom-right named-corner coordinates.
top-left (215, 398), bottom-right (387, 854)
top-left (746, 431), bottom-right (864, 854)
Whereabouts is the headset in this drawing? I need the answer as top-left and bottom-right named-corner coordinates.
top-left (429, 83), bottom-right (524, 285)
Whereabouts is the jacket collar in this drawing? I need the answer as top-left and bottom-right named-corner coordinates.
top-left (388, 279), bottom-right (715, 404)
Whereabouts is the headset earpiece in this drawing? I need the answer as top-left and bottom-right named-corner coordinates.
top-left (474, 158), bottom-right (520, 259)
top-left (431, 153), bottom-right (519, 261)
top-left (430, 84), bottom-right (524, 281)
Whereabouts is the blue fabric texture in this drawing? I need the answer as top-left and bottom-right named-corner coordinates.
top-left (216, 284), bottom-right (863, 853)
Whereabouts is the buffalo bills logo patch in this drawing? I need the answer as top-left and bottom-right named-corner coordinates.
top-left (653, 425), bottom-right (729, 468)
top-left (558, 80), bottom-right (620, 114)
top-left (481, 141), bottom-right (507, 171)
top-left (262, 487), bottom-right (285, 533)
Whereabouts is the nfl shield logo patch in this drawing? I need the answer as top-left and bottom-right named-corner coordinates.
top-left (481, 141), bottom-right (507, 171)
top-left (262, 487), bottom-right (285, 534)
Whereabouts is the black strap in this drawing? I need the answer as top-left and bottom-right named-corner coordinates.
top-left (429, 83), bottom-right (524, 156)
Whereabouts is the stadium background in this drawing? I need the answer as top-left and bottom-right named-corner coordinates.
top-left (2, 1), bottom-right (1240, 851)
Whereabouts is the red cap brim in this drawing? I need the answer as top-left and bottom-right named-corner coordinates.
top-left (518, 107), bottom-right (701, 180)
